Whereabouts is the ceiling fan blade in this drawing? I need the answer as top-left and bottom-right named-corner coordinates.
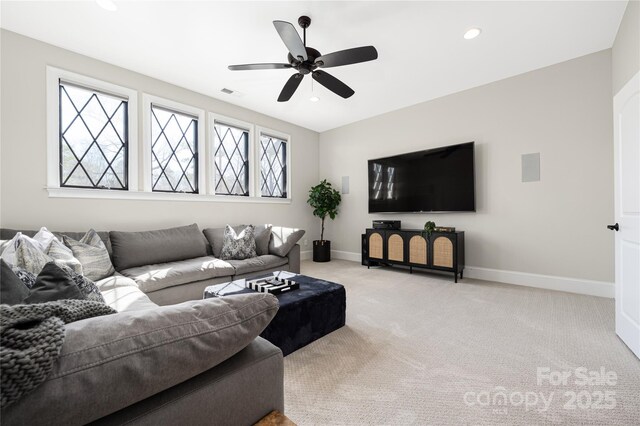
top-left (312, 70), bottom-right (354, 99)
top-left (228, 63), bottom-right (292, 71)
top-left (315, 46), bottom-right (378, 68)
top-left (273, 20), bottom-right (308, 61)
top-left (278, 73), bottom-right (304, 102)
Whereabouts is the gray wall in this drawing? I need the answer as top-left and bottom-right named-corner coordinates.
top-left (319, 50), bottom-right (614, 283)
top-left (0, 30), bottom-right (319, 244)
top-left (612, 0), bottom-right (640, 94)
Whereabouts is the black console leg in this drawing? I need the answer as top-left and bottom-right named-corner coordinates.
top-left (460, 270), bottom-right (464, 279)
top-left (454, 272), bottom-right (458, 283)
top-left (410, 266), bottom-right (413, 274)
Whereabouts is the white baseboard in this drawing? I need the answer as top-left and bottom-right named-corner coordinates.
top-left (331, 250), bottom-right (362, 263)
top-left (325, 250), bottom-right (614, 298)
top-left (464, 266), bottom-right (614, 298)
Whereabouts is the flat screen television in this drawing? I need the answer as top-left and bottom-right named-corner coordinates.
top-left (368, 142), bottom-right (475, 213)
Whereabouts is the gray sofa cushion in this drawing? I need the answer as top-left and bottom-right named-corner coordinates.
top-left (227, 255), bottom-right (288, 276)
top-left (120, 256), bottom-right (235, 293)
top-left (269, 226), bottom-right (305, 257)
top-left (109, 224), bottom-right (208, 271)
top-left (95, 274), bottom-right (157, 312)
top-left (1, 293), bottom-right (279, 426)
top-left (255, 225), bottom-right (272, 256)
top-left (203, 226), bottom-right (237, 258)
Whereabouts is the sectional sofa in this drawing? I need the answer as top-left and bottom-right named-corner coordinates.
top-left (1, 223), bottom-right (302, 305)
top-left (0, 223), bottom-right (304, 425)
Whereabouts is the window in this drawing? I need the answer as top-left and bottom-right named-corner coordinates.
top-left (47, 68), bottom-right (291, 203)
top-left (259, 134), bottom-right (287, 198)
top-left (58, 81), bottom-right (128, 190)
top-left (150, 105), bottom-right (198, 193)
top-left (141, 94), bottom-right (204, 194)
top-left (47, 67), bottom-right (138, 192)
top-left (213, 122), bottom-right (250, 196)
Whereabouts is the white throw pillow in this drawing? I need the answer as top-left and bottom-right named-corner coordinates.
top-left (0, 232), bottom-right (23, 266)
top-left (32, 227), bottom-right (58, 252)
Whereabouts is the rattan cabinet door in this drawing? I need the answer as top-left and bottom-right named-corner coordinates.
top-left (432, 235), bottom-right (454, 268)
top-left (386, 232), bottom-right (405, 263)
top-left (407, 233), bottom-right (428, 266)
top-left (366, 230), bottom-right (385, 260)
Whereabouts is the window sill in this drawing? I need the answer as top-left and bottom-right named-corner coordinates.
top-left (46, 187), bottom-right (292, 204)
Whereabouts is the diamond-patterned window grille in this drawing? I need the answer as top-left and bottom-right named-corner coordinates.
top-left (260, 134), bottom-right (287, 198)
top-left (213, 123), bottom-right (249, 196)
top-left (59, 81), bottom-right (128, 190)
top-left (151, 105), bottom-right (198, 193)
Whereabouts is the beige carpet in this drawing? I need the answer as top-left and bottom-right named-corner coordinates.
top-left (284, 260), bottom-right (640, 425)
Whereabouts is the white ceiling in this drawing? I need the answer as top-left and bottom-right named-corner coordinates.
top-left (0, 1), bottom-right (628, 132)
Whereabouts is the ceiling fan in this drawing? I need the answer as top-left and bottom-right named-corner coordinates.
top-left (228, 16), bottom-right (378, 102)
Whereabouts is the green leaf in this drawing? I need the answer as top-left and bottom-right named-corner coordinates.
top-left (307, 179), bottom-right (342, 237)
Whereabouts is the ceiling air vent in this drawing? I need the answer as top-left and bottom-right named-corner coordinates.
top-left (220, 88), bottom-right (244, 98)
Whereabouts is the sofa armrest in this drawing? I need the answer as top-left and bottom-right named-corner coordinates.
top-left (287, 244), bottom-right (301, 273)
top-left (1, 293), bottom-right (279, 426)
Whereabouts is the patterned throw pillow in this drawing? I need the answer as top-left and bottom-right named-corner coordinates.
top-left (59, 264), bottom-right (105, 304)
top-left (11, 266), bottom-right (37, 289)
top-left (220, 225), bottom-right (257, 260)
top-left (14, 237), bottom-right (52, 275)
top-left (63, 230), bottom-right (115, 281)
top-left (48, 238), bottom-right (83, 275)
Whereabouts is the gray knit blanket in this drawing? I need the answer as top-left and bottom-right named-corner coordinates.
top-left (0, 300), bottom-right (116, 408)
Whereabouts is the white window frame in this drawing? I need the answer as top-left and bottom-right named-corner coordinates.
top-left (46, 66), bottom-right (139, 192)
top-left (209, 113), bottom-right (255, 197)
top-left (45, 68), bottom-right (291, 204)
top-left (142, 94), bottom-right (205, 194)
top-left (256, 126), bottom-right (292, 200)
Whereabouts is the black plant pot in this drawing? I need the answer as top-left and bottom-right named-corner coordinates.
top-left (313, 240), bottom-right (331, 262)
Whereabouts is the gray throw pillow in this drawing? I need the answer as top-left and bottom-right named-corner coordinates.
top-left (1, 259), bottom-right (30, 305)
top-left (47, 238), bottom-right (83, 275)
top-left (63, 230), bottom-right (115, 281)
top-left (24, 262), bottom-right (87, 304)
top-left (255, 225), bottom-right (273, 256)
top-left (269, 226), bottom-right (306, 257)
top-left (109, 224), bottom-right (208, 271)
top-left (220, 225), bottom-right (257, 260)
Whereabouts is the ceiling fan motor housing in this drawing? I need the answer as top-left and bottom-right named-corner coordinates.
top-left (288, 47), bottom-right (321, 74)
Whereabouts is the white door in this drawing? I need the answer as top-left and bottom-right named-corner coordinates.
top-left (613, 71), bottom-right (640, 359)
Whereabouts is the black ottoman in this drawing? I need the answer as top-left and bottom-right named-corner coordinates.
top-left (204, 274), bottom-right (346, 356)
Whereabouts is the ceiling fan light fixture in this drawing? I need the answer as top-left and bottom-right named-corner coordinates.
top-left (310, 96), bottom-right (320, 102)
top-left (96, 0), bottom-right (117, 12)
top-left (464, 28), bottom-right (482, 40)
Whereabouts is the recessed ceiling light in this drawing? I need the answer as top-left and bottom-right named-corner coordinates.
top-left (310, 96), bottom-right (320, 102)
top-left (464, 28), bottom-right (482, 40)
top-left (96, 0), bottom-right (117, 12)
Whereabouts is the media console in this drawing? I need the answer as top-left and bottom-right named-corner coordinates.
top-left (362, 228), bottom-right (465, 282)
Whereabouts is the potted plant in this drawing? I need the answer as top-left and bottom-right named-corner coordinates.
top-left (423, 221), bottom-right (436, 238)
top-left (307, 179), bottom-right (341, 262)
